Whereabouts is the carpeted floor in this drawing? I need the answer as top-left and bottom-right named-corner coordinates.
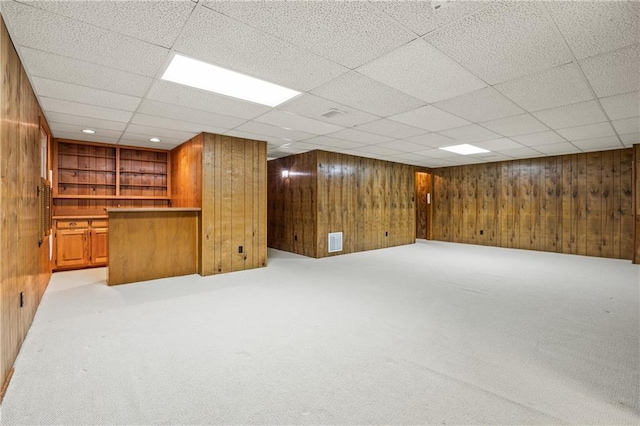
top-left (2, 241), bottom-right (639, 425)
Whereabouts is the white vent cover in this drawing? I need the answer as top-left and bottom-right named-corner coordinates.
top-left (321, 108), bottom-right (346, 118)
top-left (328, 232), bottom-right (343, 253)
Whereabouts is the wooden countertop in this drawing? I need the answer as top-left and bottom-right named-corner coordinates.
top-left (106, 208), bottom-right (201, 213)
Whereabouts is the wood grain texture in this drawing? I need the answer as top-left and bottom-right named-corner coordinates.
top-left (633, 145), bottom-right (640, 263)
top-left (170, 134), bottom-right (202, 208)
top-left (107, 210), bottom-right (199, 285)
top-left (0, 17), bottom-right (52, 386)
top-left (431, 150), bottom-right (634, 260)
top-left (415, 172), bottom-right (430, 239)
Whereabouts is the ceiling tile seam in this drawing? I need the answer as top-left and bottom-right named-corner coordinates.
top-left (134, 98), bottom-right (251, 129)
top-left (536, 2), bottom-right (625, 149)
top-left (421, 1), bottom-right (499, 38)
top-left (47, 117), bottom-right (126, 133)
top-left (365, 0), bottom-right (425, 38)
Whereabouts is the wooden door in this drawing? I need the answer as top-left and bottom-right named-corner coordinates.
top-left (415, 172), bottom-right (431, 239)
top-left (56, 229), bottom-right (89, 268)
top-left (91, 228), bottom-right (108, 265)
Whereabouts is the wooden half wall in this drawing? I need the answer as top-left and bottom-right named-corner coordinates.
top-left (267, 150), bottom-right (416, 258)
top-left (432, 150), bottom-right (634, 259)
top-left (0, 17), bottom-right (52, 389)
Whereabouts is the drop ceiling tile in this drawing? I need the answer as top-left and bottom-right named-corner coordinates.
top-left (174, 6), bottom-right (347, 91)
top-left (474, 138), bottom-right (525, 151)
top-left (255, 111), bottom-right (344, 136)
top-left (147, 81), bottom-right (271, 120)
top-left (511, 131), bottom-right (567, 147)
top-left (415, 148), bottom-right (460, 159)
top-left (327, 128), bottom-right (393, 145)
top-left (532, 100), bottom-right (607, 130)
top-left (580, 44), bottom-right (640, 98)
top-left (374, 140), bottom-right (430, 153)
top-left (546, 1), bottom-right (640, 60)
top-left (137, 100), bottom-right (247, 129)
top-left (125, 125), bottom-right (195, 142)
top-left (18, 48), bottom-right (152, 97)
top-left (49, 123), bottom-right (122, 140)
top-left (404, 133), bottom-right (456, 148)
top-left (433, 88), bottom-right (524, 123)
top-left (533, 143), bottom-right (582, 155)
top-left (422, 158), bottom-right (458, 168)
top-left (612, 118), bottom-right (639, 136)
top-left (53, 131), bottom-right (120, 145)
top-left (446, 156), bottom-right (487, 165)
top-left (31, 77), bottom-right (141, 112)
top-left (438, 124), bottom-right (502, 143)
top-left (571, 136), bottom-right (623, 152)
top-left (40, 97), bottom-right (132, 123)
top-left (45, 112), bottom-right (128, 132)
top-left (480, 114), bottom-right (550, 137)
top-left (350, 145), bottom-right (403, 156)
top-left (497, 146), bottom-right (544, 159)
top-left (600, 91), bottom-right (640, 120)
top-left (130, 114), bottom-right (228, 135)
top-left (119, 138), bottom-right (180, 150)
top-left (353, 119), bottom-right (428, 139)
top-left (233, 121), bottom-right (315, 142)
top-left (373, 1), bottom-right (490, 36)
top-left (357, 38), bottom-right (485, 103)
top-left (302, 137), bottom-right (367, 151)
top-left (495, 63), bottom-right (594, 112)
top-left (224, 129), bottom-right (286, 146)
top-left (22, 0), bottom-right (195, 48)
top-left (2, 1), bottom-right (168, 76)
top-left (389, 106), bottom-right (470, 132)
top-left (387, 154), bottom-right (428, 167)
top-left (621, 133), bottom-right (639, 147)
top-left (311, 72), bottom-right (425, 117)
top-left (556, 122), bottom-right (616, 141)
top-left (203, 1), bottom-right (415, 69)
top-left (278, 94), bottom-right (377, 128)
top-left (425, 2), bottom-right (570, 84)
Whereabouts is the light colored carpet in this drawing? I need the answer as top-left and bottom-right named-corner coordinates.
top-left (2, 241), bottom-right (639, 425)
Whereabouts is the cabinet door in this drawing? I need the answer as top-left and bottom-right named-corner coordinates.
top-left (56, 229), bottom-right (89, 268)
top-left (91, 228), bottom-right (108, 265)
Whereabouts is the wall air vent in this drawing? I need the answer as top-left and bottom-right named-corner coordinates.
top-left (321, 108), bottom-right (346, 118)
top-left (328, 232), bottom-right (343, 253)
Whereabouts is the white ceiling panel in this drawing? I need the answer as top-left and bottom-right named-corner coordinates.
top-left (118, 138), bottom-right (179, 151)
top-left (327, 128), bottom-right (392, 145)
top-left (474, 138), bottom-right (525, 151)
top-left (3, 1), bottom-right (168, 77)
top-left (600, 91), bottom-right (640, 120)
top-left (40, 97), bottom-right (133, 123)
top-left (546, 1), bottom-right (640, 60)
top-left (374, 140), bottom-right (430, 153)
top-left (147, 81), bottom-right (270, 120)
top-left (388, 153), bottom-right (430, 166)
top-left (18, 48), bottom-right (153, 97)
top-left (357, 39), bottom-right (485, 103)
top-left (404, 133), bottom-right (456, 148)
top-left (353, 119), bottom-right (427, 140)
top-left (233, 121), bottom-right (315, 142)
top-left (125, 124), bottom-right (195, 142)
top-left (301, 137), bottom-right (366, 151)
top-left (45, 112), bottom-right (128, 132)
top-left (389, 106), bottom-right (470, 132)
top-left (556, 122), bottom-right (616, 141)
top-left (511, 131), bottom-right (567, 147)
top-left (425, 2), bottom-right (570, 84)
top-left (415, 148), bottom-right (458, 159)
top-left (438, 124), bottom-right (502, 144)
top-left (533, 142), bottom-right (581, 156)
top-left (255, 111), bottom-right (344, 136)
top-left (49, 123), bottom-right (122, 140)
top-left (31, 77), bottom-right (141, 112)
top-left (350, 145), bottom-right (403, 156)
top-left (480, 114), bottom-right (550, 137)
top-left (174, 6), bottom-right (347, 92)
top-left (571, 136), bottom-right (623, 152)
top-left (53, 131), bottom-right (120, 145)
top-left (20, 0), bottom-right (195, 48)
top-left (532, 100), bottom-right (607, 130)
top-left (621, 133), bottom-right (639, 147)
top-left (612, 118), bottom-right (639, 136)
top-left (495, 63), bottom-right (594, 112)
top-left (137, 99), bottom-right (247, 129)
top-left (422, 158), bottom-right (458, 167)
top-left (373, 1), bottom-right (490, 36)
top-left (580, 44), bottom-right (640, 98)
top-left (130, 114), bottom-right (228, 136)
top-left (498, 146), bottom-right (545, 159)
top-left (433, 88), bottom-right (524, 123)
top-left (223, 130), bottom-right (285, 146)
top-left (278, 94), bottom-right (377, 128)
top-left (311, 72), bottom-right (425, 117)
top-left (203, 0), bottom-right (415, 69)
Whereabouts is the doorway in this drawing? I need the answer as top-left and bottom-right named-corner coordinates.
top-left (415, 172), bottom-right (431, 240)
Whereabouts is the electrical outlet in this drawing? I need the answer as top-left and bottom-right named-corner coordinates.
top-left (480, 230), bottom-right (484, 235)
top-left (294, 235), bottom-right (298, 241)
top-left (238, 246), bottom-right (243, 254)
top-left (385, 231), bottom-right (388, 237)
top-left (20, 292), bottom-right (24, 308)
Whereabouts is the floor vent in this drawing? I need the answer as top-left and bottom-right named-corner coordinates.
top-left (328, 232), bottom-right (343, 253)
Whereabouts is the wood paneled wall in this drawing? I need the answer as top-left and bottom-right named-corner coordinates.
top-left (432, 150), bottom-right (634, 259)
top-left (634, 145), bottom-right (640, 263)
top-left (172, 133), bottom-right (267, 275)
top-left (0, 17), bottom-right (52, 388)
top-left (267, 150), bottom-right (416, 258)
top-left (415, 172), bottom-right (431, 239)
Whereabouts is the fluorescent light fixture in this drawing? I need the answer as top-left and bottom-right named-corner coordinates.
top-left (161, 54), bottom-right (301, 107)
top-left (439, 144), bottom-right (490, 155)
top-left (281, 170), bottom-right (289, 178)
top-left (149, 137), bottom-right (161, 143)
top-left (81, 129), bottom-right (96, 134)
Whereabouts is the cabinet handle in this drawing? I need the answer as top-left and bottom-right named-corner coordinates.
top-left (70, 222), bottom-right (77, 227)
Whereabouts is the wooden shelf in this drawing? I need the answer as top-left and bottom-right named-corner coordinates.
top-left (120, 184), bottom-right (167, 188)
top-left (119, 158), bottom-right (167, 164)
top-left (59, 167), bottom-right (116, 173)
top-left (58, 153), bottom-right (116, 160)
top-left (58, 182), bottom-right (116, 186)
top-left (119, 170), bottom-right (166, 175)
top-left (54, 195), bottom-right (170, 200)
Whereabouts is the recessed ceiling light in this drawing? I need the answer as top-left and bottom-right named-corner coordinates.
top-left (161, 54), bottom-right (301, 107)
top-left (81, 129), bottom-right (96, 134)
top-left (149, 137), bottom-right (161, 143)
top-left (439, 144), bottom-right (490, 155)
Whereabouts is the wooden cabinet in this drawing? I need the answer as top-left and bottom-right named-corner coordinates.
top-left (54, 218), bottom-right (108, 270)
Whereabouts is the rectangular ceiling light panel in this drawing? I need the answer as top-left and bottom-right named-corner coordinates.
top-left (439, 144), bottom-right (490, 155)
top-left (162, 54), bottom-right (300, 107)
